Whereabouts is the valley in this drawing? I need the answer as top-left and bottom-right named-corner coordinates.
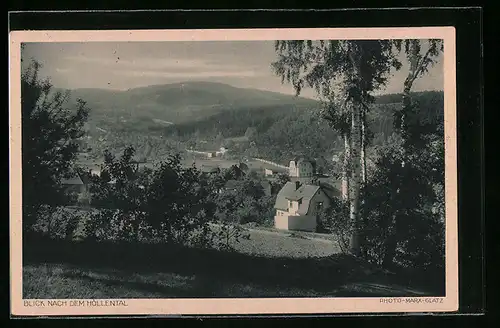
top-left (63, 81), bottom-right (443, 174)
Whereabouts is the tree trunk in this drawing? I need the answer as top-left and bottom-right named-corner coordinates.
top-left (383, 44), bottom-right (422, 267)
top-left (341, 133), bottom-right (350, 201)
top-left (382, 210), bottom-right (401, 270)
top-left (349, 103), bottom-right (362, 256)
top-left (361, 107), bottom-right (367, 184)
top-left (382, 232), bottom-right (398, 269)
top-left (346, 44), bottom-right (364, 257)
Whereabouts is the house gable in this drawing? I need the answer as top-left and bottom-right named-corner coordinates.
top-left (274, 182), bottom-right (299, 211)
top-left (274, 182), bottom-right (321, 213)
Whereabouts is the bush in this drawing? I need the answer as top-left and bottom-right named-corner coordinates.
top-left (210, 222), bottom-right (250, 252)
top-left (359, 135), bottom-right (445, 272)
top-left (84, 147), bottom-right (222, 248)
top-left (32, 206), bottom-right (84, 240)
top-left (317, 198), bottom-right (351, 253)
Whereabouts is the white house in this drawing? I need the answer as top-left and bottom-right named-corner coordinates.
top-left (215, 147), bottom-right (229, 157)
top-left (289, 157), bottom-right (315, 178)
top-left (264, 168), bottom-right (274, 176)
top-left (274, 181), bottom-right (340, 232)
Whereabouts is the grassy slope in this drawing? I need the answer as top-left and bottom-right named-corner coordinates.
top-left (23, 236), bottom-right (443, 299)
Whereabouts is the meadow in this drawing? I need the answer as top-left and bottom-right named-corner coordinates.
top-left (23, 232), bottom-right (435, 299)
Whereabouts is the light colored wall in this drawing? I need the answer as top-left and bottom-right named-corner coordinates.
top-left (289, 161), bottom-right (298, 177)
top-left (274, 215), bottom-right (289, 230)
top-left (289, 200), bottom-right (300, 215)
top-left (274, 214), bottom-right (316, 232)
top-left (297, 162), bottom-right (314, 177)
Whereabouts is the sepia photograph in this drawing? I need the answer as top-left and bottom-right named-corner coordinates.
top-left (9, 27), bottom-right (458, 315)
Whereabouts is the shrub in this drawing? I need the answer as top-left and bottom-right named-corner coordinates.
top-left (32, 206), bottom-right (84, 240)
top-left (359, 135), bottom-right (445, 272)
top-left (317, 198), bottom-right (351, 254)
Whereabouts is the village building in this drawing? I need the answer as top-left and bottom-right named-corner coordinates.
top-left (264, 168), bottom-right (274, 177)
top-left (215, 147), bottom-right (229, 157)
top-left (62, 172), bottom-right (86, 195)
top-left (261, 180), bottom-right (272, 196)
top-left (223, 179), bottom-right (239, 192)
top-left (61, 171), bottom-right (92, 205)
top-left (274, 181), bottom-right (340, 232)
top-left (238, 162), bottom-right (250, 174)
top-left (288, 157), bottom-right (316, 178)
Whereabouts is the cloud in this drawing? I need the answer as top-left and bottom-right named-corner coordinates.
top-left (55, 67), bottom-right (72, 74)
top-left (114, 69), bottom-right (264, 79)
top-left (64, 54), bottom-right (260, 72)
top-left (63, 54), bottom-right (267, 80)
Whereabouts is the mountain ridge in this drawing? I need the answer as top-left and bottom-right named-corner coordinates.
top-left (59, 81), bottom-right (319, 125)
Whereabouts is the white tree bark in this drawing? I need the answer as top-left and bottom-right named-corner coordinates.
top-left (360, 107), bottom-right (367, 184)
top-left (346, 45), bottom-right (364, 256)
top-left (348, 102), bottom-right (362, 255)
top-left (341, 133), bottom-right (350, 201)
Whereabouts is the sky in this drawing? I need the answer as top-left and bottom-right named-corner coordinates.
top-left (21, 41), bottom-right (444, 98)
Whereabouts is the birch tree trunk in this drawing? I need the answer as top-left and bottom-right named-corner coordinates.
top-left (348, 102), bottom-right (362, 255)
top-left (341, 133), bottom-right (350, 201)
top-left (360, 107), bottom-right (367, 184)
top-left (345, 45), bottom-right (365, 256)
top-left (382, 40), bottom-right (442, 269)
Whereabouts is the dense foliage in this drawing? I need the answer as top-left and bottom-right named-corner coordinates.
top-left (22, 60), bottom-right (90, 231)
top-left (84, 147), bottom-right (218, 247)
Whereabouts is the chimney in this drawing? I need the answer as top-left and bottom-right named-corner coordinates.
top-left (295, 181), bottom-right (301, 190)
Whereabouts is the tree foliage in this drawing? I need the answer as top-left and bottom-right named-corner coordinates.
top-left (271, 39), bottom-right (445, 273)
top-left (86, 148), bottom-right (216, 247)
top-left (271, 40), bottom-right (404, 254)
top-left (22, 60), bottom-right (90, 231)
top-left (87, 146), bottom-right (151, 242)
top-left (360, 132), bottom-right (445, 271)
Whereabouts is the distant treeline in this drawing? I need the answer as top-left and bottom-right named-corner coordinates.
top-left (157, 91), bottom-right (444, 164)
top-left (82, 91), bottom-right (443, 165)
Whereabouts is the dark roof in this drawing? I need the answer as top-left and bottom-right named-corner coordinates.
top-left (274, 182), bottom-right (319, 213)
top-left (261, 184), bottom-right (272, 196)
top-left (224, 179), bottom-right (239, 189)
top-left (61, 173), bottom-right (84, 185)
top-left (79, 171), bottom-right (92, 184)
top-left (238, 162), bottom-right (249, 172)
top-left (284, 184), bottom-right (320, 201)
top-left (274, 181), bottom-right (340, 214)
top-left (209, 167), bottom-right (221, 173)
top-left (318, 182), bottom-right (341, 198)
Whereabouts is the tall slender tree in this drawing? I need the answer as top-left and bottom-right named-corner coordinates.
top-left (272, 40), bottom-right (401, 254)
top-left (381, 39), bottom-right (444, 268)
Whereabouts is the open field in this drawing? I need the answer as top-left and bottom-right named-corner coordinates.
top-left (213, 224), bottom-right (340, 258)
top-left (66, 212), bottom-right (340, 258)
top-left (180, 156), bottom-right (289, 174)
top-left (23, 234), bottom-right (435, 299)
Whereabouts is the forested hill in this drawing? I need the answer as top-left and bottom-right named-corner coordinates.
top-left (68, 81), bottom-right (442, 164)
top-left (59, 81), bottom-right (317, 126)
top-left (159, 90), bottom-right (444, 164)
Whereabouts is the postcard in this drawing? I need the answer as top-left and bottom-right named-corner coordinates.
top-left (9, 26), bottom-right (458, 316)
